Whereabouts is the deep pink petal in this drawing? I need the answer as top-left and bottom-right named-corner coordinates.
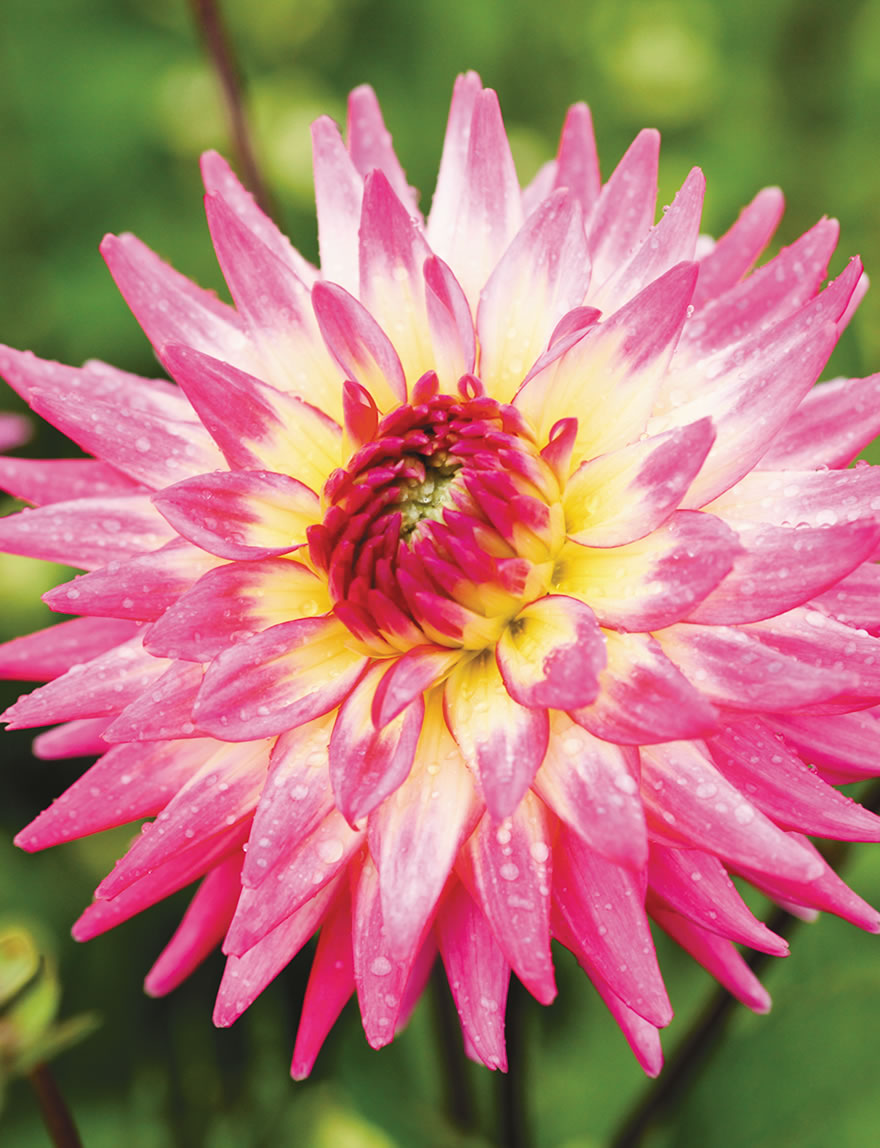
top-left (101, 661), bottom-right (206, 743)
top-left (587, 129), bottom-right (659, 289)
top-left (0, 617), bottom-right (138, 682)
top-left (692, 186), bottom-right (785, 308)
top-left (0, 456), bottom-right (139, 506)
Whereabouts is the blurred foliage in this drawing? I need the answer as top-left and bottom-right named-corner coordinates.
top-left (1, 0), bottom-right (880, 1144)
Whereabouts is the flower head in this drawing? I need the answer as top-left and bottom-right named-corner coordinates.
top-left (4, 73), bottom-right (880, 1078)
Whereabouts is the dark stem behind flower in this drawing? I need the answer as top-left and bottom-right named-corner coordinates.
top-left (188, 0), bottom-right (277, 221)
top-left (499, 975), bottom-right (532, 1148)
top-left (27, 1063), bottom-right (84, 1148)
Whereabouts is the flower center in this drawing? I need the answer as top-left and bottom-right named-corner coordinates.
top-left (309, 374), bottom-right (566, 655)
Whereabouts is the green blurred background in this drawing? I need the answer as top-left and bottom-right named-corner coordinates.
top-left (2, 0), bottom-right (880, 1144)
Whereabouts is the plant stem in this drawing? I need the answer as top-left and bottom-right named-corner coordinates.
top-left (430, 964), bottom-right (477, 1132)
top-left (611, 778), bottom-right (880, 1148)
top-left (499, 976), bottom-right (532, 1148)
top-left (188, 0), bottom-right (276, 220)
top-left (27, 1062), bottom-right (83, 1148)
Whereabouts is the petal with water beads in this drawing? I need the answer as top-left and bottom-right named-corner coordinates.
top-left (196, 615), bottom-right (369, 741)
top-left (444, 650), bottom-right (549, 821)
top-left (145, 558), bottom-right (331, 662)
top-left (329, 662), bottom-right (425, 825)
top-left (368, 693), bottom-right (478, 957)
top-left (534, 713), bottom-right (646, 870)
top-left (586, 129), bottom-right (660, 289)
top-left (312, 282), bottom-right (406, 411)
top-left (458, 791), bottom-right (555, 1005)
top-left (0, 616), bottom-right (138, 682)
top-left (311, 115), bottom-right (363, 295)
top-left (152, 469), bottom-right (319, 561)
top-left (553, 829), bottom-right (672, 1027)
top-left (436, 881), bottom-right (510, 1071)
top-left (640, 741), bottom-right (824, 884)
top-left (692, 186), bottom-right (784, 308)
top-left (570, 631), bottom-right (719, 745)
top-left (0, 455), bottom-right (138, 507)
top-left (102, 661), bottom-right (206, 743)
top-left (758, 373), bottom-right (880, 471)
top-left (496, 594), bottom-right (605, 711)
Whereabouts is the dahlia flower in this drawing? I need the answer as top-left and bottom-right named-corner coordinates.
top-left (3, 72), bottom-right (880, 1080)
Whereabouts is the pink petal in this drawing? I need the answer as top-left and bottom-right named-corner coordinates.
top-left (32, 718), bottom-right (110, 760)
top-left (687, 519), bottom-right (880, 625)
top-left (444, 650), bottom-right (549, 821)
top-left (72, 823), bottom-right (248, 941)
top-left (496, 594), bottom-right (606, 710)
top-left (708, 464), bottom-right (880, 528)
top-left (145, 557), bottom-right (330, 662)
top-left (0, 617), bottom-right (138, 682)
top-left (101, 661), bottom-right (206, 742)
top-left (586, 129), bottom-right (660, 289)
top-left (367, 696), bottom-right (477, 957)
top-left (0, 494), bottom-right (175, 570)
top-left (162, 343), bottom-right (341, 493)
top-left (43, 541), bottom-right (225, 622)
top-left (563, 417), bottom-right (716, 546)
top-left (570, 631), bottom-right (719, 745)
top-left (0, 456), bottom-right (139, 506)
top-left (312, 281), bottom-right (407, 410)
top-left (347, 85), bottom-right (419, 213)
top-left (423, 255), bottom-right (476, 385)
top-left (553, 102), bottom-right (601, 217)
top-left (2, 636), bottom-right (170, 729)
top-left (767, 710), bottom-right (880, 783)
top-left (95, 739), bottom-right (271, 899)
top-left (656, 621), bottom-right (858, 712)
top-left (477, 189), bottom-right (590, 403)
top-left (651, 907), bottom-right (771, 1012)
top-left (196, 615), bottom-right (369, 740)
top-left (648, 844), bottom-right (788, 955)
top-left (15, 737), bottom-right (218, 850)
top-left (554, 511), bottom-right (741, 632)
top-left (200, 149), bottom-right (318, 286)
top-left (100, 233), bottom-right (249, 366)
top-left (145, 850), bottom-right (244, 996)
top-left (458, 792), bottom-right (556, 1004)
top-left (640, 741), bottom-right (824, 883)
top-left (152, 469), bottom-right (319, 561)
top-left (591, 167), bottom-right (705, 313)
top-left (329, 662), bottom-right (425, 823)
top-left (534, 713), bottom-right (646, 869)
top-left (352, 855), bottom-right (425, 1048)
top-left (427, 71), bottom-right (484, 266)
top-left (291, 887), bottom-right (355, 1079)
top-left (371, 644), bottom-right (462, 727)
top-left (707, 717), bottom-right (880, 840)
top-left (311, 115), bottom-right (364, 294)
top-left (758, 373), bottom-right (880, 470)
top-left (692, 186), bottom-right (785, 308)
top-left (435, 881), bottom-right (510, 1071)
top-left (214, 876), bottom-right (340, 1027)
top-left (553, 829), bottom-right (672, 1027)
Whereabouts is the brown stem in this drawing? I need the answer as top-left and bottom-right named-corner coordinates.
top-left (611, 779), bottom-right (880, 1148)
top-left (430, 963), bottom-right (477, 1132)
top-left (188, 0), bottom-right (277, 220)
top-left (499, 975), bottom-right (532, 1148)
top-left (27, 1062), bottom-right (84, 1148)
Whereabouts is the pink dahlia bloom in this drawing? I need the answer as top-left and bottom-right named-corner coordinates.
top-left (4, 73), bottom-right (880, 1079)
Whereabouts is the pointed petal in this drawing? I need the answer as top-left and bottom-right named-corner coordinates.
top-left (14, 738), bottom-right (218, 850)
top-left (496, 594), bottom-right (606, 710)
top-left (767, 710), bottom-right (880, 783)
top-left (444, 649), bottom-right (549, 821)
top-left (587, 129), bottom-right (660, 288)
top-left (436, 881), bottom-right (509, 1070)
top-left (553, 829), bottom-right (672, 1027)
top-left (329, 662), bottom-right (424, 824)
top-left (459, 792), bottom-right (556, 1004)
top-left (100, 661), bottom-right (205, 742)
top-left (640, 741), bottom-right (824, 883)
top-left (196, 615), bottom-right (369, 740)
top-left (0, 456), bottom-right (139, 506)
top-left (291, 886), bottom-right (355, 1079)
top-left (693, 186), bottom-right (785, 307)
top-left (162, 343), bottom-right (341, 491)
top-left (423, 254), bottom-right (476, 385)
top-left (758, 373), bottom-right (880, 470)
top-left (554, 511), bottom-right (740, 632)
top-left (152, 469), bottom-right (319, 560)
top-left (0, 494), bottom-right (175, 570)
top-left (534, 713), bottom-right (646, 869)
top-left (347, 85), bottom-right (418, 212)
top-left (571, 630), bottom-right (719, 745)
top-left (427, 71), bottom-right (483, 255)
top-left (553, 102), bottom-right (601, 216)
top-left (371, 644), bottom-right (462, 728)
top-left (32, 718), bottom-right (110, 760)
top-left (477, 190), bottom-right (590, 403)
top-left (312, 281), bottom-right (406, 410)
top-left (145, 851), bottom-right (244, 996)
top-left (707, 464), bottom-right (880, 528)
top-left (368, 694), bottom-right (477, 957)
top-left (145, 557), bottom-right (331, 662)
top-left (311, 115), bottom-right (363, 294)
top-left (563, 418), bottom-right (715, 546)
top-left (0, 617), bottom-right (138, 682)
